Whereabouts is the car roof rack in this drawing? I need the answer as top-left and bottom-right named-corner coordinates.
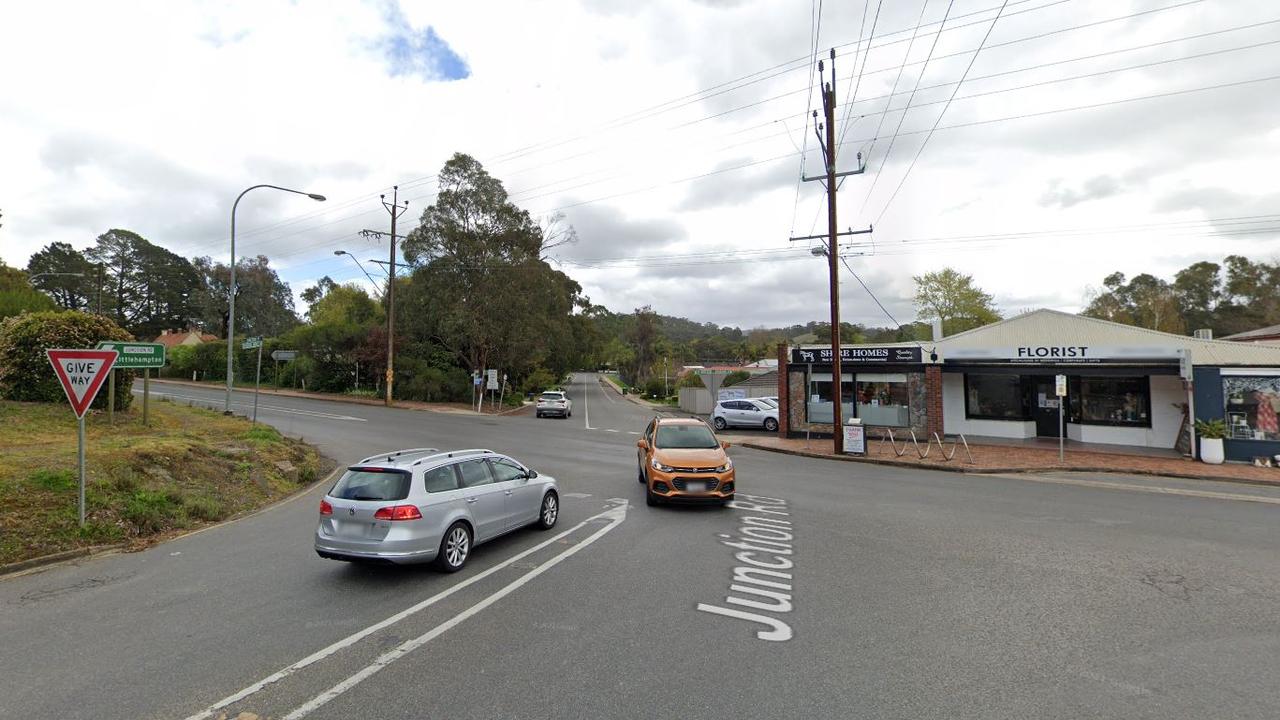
top-left (410, 448), bottom-right (495, 466)
top-left (357, 447), bottom-right (440, 465)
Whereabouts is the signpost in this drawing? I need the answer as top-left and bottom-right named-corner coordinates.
top-left (243, 337), bottom-right (263, 423)
top-left (97, 341), bottom-right (165, 425)
top-left (272, 350), bottom-right (298, 391)
top-left (1055, 373), bottom-right (1068, 461)
top-left (486, 369), bottom-right (499, 412)
top-left (47, 349), bottom-right (118, 527)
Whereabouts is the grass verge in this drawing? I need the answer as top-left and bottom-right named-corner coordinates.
top-left (0, 399), bottom-right (332, 567)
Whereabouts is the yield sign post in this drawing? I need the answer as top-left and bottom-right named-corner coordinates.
top-left (47, 349), bottom-right (118, 527)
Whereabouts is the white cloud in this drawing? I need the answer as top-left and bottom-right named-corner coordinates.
top-left (1, 0), bottom-right (1278, 330)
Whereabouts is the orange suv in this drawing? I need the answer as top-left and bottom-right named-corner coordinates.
top-left (636, 417), bottom-right (735, 506)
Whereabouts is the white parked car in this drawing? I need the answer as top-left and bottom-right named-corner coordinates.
top-left (536, 390), bottom-right (572, 418)
top-left (711, 398), bottom-right (779, 432)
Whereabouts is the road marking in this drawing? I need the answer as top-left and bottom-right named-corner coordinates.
top-left (597, 376), bottom-right (618, 404)
top-left (563, 492), bottom-right (592, 498)
top-left (180, 502), bottom-right (628, 720)
top-left (138, 390), bottom-right (367, 422)
top-left (605, 428), bottom-right (619, 433)
top-left (699, 494), bottom-right (795, 642)
top-left (281, 501), bottom-right (629, 719)
top-left (581, 377), bottom-right (593, 430)
top-left (986, 473), bottom-right (1280, 506)
top-left (627, 431), bottom-right (641, 435)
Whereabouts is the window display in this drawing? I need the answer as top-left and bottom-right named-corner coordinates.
top-left (1224, 376), bottom-right (1280, 441)
top-left (806, 372), bottom-right (853, 424)
top-left (1069, 377), bottom-right (1150, 427)
top-left (965, 374), bottom-right (1026, 420)
top-left (855, 373), bottom-right (910, 427)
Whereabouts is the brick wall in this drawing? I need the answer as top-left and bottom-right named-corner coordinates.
top-left (925, 365), bottom-right (944, 437)
top-left (776, 343), bottom-right (789, 437)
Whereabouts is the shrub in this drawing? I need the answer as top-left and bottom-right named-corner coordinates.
top-left (1194, 418), bottom-right (1227, 439)
top-left (123, 489), bottom-right (176, 533)
top-left (0, 311), bottom-right (135, 410)
top-left (722, 370), bottom-right (751, 387)
top-left (520, 366), bottom-right (559, 395)
top-left (29, 468), bottom-right (76, 493)
top-left (183, 495), bottom-right (227, 522)
top-left (644, 378), bottom-right (667, 398)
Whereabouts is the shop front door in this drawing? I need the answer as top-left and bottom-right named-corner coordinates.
top-left (1032, 378), bottom-right (1062, 437)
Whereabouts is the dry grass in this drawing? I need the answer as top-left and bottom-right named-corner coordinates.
top-left (0, 399), bottom-right (331, 566)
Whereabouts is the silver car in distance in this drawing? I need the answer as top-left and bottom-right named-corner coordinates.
top-left (315, 448), bottom-right (560, 572)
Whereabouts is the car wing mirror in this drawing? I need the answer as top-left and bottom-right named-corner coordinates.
top-left (721, 441), bottom-right (731, 450)
top-left (636, 439), bottom-right (648, 449)
top-left (526, 469), bottom-right (539, 479)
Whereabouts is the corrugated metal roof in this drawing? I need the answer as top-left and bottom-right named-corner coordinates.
top-left (932, 309), bottom-right (1280, 366)
top-left (1221, 323), bottom-right (1280, 340)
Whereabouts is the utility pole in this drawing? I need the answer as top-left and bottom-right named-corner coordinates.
top-left (791, 49), bottom-right (871, 454)
top-left (380, 187), bottom-right (409, 407)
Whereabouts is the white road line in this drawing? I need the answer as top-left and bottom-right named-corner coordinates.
top-left (179, 503), bottom-right (626, 720)
top-left (563, 492), bottom-right (593, 498)
top-left (605, 429), bottom-right (619, 433)
top-left (987, 473), bottom-right (1280, 506)
top-left (627, 431), bottom-right (641, 435)
top-left (597, 376), bottom-right (618, 404)
top-left (282, 501), bottom-right (629, 719)
top-left (140, 390), bottom-right (367, 422)
top-left (582, 377), bottom-right (593, 430)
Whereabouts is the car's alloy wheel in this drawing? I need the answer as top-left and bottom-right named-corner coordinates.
top-left (435, 523), bottom-right (471, 573)
top-left (537, 492), bottom-right (559, 530)
top-left (764, 417), bottom-right (779, 432)
top-left (713, 416), bottom-right (727, 430)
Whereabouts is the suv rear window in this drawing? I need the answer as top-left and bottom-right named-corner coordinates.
top-left (330, 467), bottom-right (411, 501)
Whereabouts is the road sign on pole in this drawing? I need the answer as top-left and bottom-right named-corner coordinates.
top-left (97, 342), bottom-right (166, 424)
top-left (271, 350), bottom-right (297, 361)
top-left (486, 369), bottom-right (499, 390)
top-left (47, 349), bottom-right (118, 527)
top-left (252, 343), bottom-right (263, 423)
top-left (1056, 373), bottom-right (1067, 462)
top-left (242, 336), bottom-right (263, 350)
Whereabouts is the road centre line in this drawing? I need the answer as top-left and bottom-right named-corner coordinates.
top-left (138, 390), bottom-right (367, 422)
top-left (987, 473), bottom-right (1280, 506)
top-left (282, 501), bottom-right (629, 719)
top-left (180, 501), bottom-right (628, 720)
top-left (582, 379), bottom-right (592, 431)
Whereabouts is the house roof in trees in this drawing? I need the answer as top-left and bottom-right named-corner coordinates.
top-left (1221, 323), bottom-right (1280, 342)
top-left (152, 329), bottom-right (218, 348)
top-left (932, 309), bottom-right (1280, 367)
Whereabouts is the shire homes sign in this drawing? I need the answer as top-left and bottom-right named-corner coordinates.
top-left (790, 346), bottom-right (922, 365)
top-left (945, 346), bottom-right (1183, 363)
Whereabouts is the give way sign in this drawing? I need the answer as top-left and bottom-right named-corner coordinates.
top-left (46, 349), bottom-right (118, 418)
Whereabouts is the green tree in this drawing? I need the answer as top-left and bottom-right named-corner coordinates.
top-left (0, 263), bottom-right (57, 319)
top-left (84, 229), bottom-right (202, 339)
top-left (26, 242), bottom-right (97, 311)
top-left (399, 153), bottom-right (587, 388)
top-left (0, 310), bottom-right (134, 410)
top-left (193, 254), bottom-right (298, 338)
top-left (1083, 272), bottom-right (1185, 334)
top-left (912, 268), bottom-right (1001, 336)
top-left (623, 306), bottom-right (661, 386)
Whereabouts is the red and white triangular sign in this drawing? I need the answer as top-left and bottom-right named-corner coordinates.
top-left (46, 349), bottom-right (118, 418)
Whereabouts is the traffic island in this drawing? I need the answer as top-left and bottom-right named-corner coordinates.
top-left (0, 399), bottom-right (332, 572)
top-left (737, 435), bottom-right (1280, 487)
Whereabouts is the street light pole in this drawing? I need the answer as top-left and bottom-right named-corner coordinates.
top-left (334, 250), bottom-right (382, 297)
top-left (225, 184), bottom-right (325, 415)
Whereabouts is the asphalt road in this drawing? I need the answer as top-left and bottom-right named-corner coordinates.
top-left (3, 372), bottom-right (1279, 719)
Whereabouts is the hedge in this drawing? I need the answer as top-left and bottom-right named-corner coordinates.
top-left (0, 311), bottom-right (135, 410)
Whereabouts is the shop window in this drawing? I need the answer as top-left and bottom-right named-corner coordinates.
top-left (855, 373), bottom-right (910, 427)
top-left (1069, 376), bottom-right (1150, 427)
top-left (806, 372), bottom-right (853, 425)
top-left (965, 374), bottom-right (1027, 420)
top-left (1224, 376), bottom-right (1280, 441)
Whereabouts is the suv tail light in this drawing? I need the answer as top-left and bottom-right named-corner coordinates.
top-left (319, 500), bottom-right (333, 515)
top-left (374, 505), bottom-right (423, 521)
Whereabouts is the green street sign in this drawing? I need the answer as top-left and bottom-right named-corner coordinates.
top-left (95, 341), bottom-right (165, 369)
top-left (243, 337), bottom-right (263, 350)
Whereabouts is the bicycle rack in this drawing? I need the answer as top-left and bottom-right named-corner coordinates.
top-left (875, 428), bottom-right (974, 464)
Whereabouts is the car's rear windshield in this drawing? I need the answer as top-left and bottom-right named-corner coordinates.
top-left (656, 425), bottom-right (719, 449)
top-left (330, 467), bottom-right (411, 501)
top-left (540, 393), bottom-right (564, 401)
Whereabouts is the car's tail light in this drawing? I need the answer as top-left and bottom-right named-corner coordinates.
top-left (319, 500), bottom-right (333, 515)
top-left (374, 505), bottom-right (423, 521)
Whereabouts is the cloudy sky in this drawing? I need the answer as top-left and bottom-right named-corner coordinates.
top-left (2, 0), bottom-right (1277, 330)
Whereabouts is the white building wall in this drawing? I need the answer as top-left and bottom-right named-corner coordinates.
top-left (942, 373), bottom-right (1036, 439)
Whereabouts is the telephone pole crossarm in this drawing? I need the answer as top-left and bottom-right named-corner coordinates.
top-left (789, 226), bottom-right (873, 243)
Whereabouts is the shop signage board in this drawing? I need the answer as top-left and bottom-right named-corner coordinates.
top-left (718, 388), bottom-right (747, 401)
top-left (47, 348), bottom-right (118, 527)
top-left (791, 346), bottom-right (922, 365)
top-left (842, 421), bottom-right (866, 455)
top-left (944, 345), bottom-right (1182, 363)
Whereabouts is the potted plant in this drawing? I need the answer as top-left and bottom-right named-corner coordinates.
top-left (1195, 419), bottom-right (1227, 465)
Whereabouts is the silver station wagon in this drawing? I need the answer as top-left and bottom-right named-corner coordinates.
top-left (315, 448), bottom-right (560, 572)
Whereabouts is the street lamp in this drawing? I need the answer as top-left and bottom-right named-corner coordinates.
top-left (334, 250), bottom-right (382, 297)
top-left (225, 185), bottom-right (325, 415)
